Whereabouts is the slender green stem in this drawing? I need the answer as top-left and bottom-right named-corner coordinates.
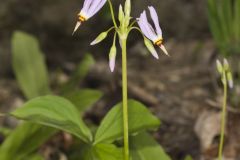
top-left (218, 73), bottom-right (228, 160)
top-left (121, 38), bottom-right (129, 160)
top-left (107, 0), bottom-right (118, 28)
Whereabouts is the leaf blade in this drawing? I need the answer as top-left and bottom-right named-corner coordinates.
top-left (11, 95), bottom-right (92, 142)
top-left (130, 132), bottom-right (171, 160)
top-left (65, 89), bottom-right (103, 113)
top-left (12, 31), bottom-right (50, 99)
top-left (94, 100), bottom-right (160, 144)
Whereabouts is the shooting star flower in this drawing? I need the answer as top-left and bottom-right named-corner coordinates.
top-left (73, 0), bottom-right (107, 34)
top-left (137, 6), bottom-right (169, 56)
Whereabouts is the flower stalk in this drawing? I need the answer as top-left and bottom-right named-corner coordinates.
top-left (121, 37), bottom-right (129, 160)
top-left (218, 72), bottom-right (227, 160)
top-left (216, 59), bottom-right (233, 160)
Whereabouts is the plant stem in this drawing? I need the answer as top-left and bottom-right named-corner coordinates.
top-left (121, 38), bottom-right (129, 160)
top-left (107, 0), bottom-right (118, 28)
top-left (218, 73), bottom-right (228, 160)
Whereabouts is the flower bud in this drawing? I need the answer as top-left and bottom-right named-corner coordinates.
top-left (109, 43), bottom-right (117, 72)
top-left (216, 59), bottom-right (223, 74)
top-left (227, 71), bottom-right (233, 88)
top-left (118, 5), bottom-right (124, 24)
top-left (223, 58), bottom-right (230, 71)
top-left (124, 0), bottom-right (131, 18)
top-left (90, 31), bottom-right (108, 45)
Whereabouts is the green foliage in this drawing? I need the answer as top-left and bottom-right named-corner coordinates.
top-left (0, 127), bottom-right (12, 137)
top-left (0, 31), bottom-right (55, 160)
top-left (1, 31), bottom-right (103, 160)
top-left (208, 0), bottom-right (240, 56)
top-left (95, 143), bottom-right (123, 160)
top-left (0, 88), bottom-right (102, 160)
top-left (0, 123), bottom-right (55, 160)
top-left (28, 154), bottom-right (44, 160)
top-left (11, 95), bottom-right (92, 143)
top-left (65, 89), bottom-right (103, 113)
top-left (184, 155), bottom-right (193, 160)
top-left (94, 100), bottom-right (160, 144)
top-left (75, 143), bottom-right (123, 160)
top-left (6, 29), bottom-right (169, 160)
top-left (12, 31), bottom-right (51, 99)
top-left (61, 54), bottom-right (95, 93)
top-left (130, 132), bottom-right (171, 160)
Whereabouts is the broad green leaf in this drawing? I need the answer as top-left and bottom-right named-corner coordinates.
top-left (65, 89), bottom-right (103, 113)
top-left (61, 54), bottom-right (95, 93)
top-left (2, 84), bottom-right (101, 160)
top-left (70, 143), bottom-right (122, 160)
top-left (94, 99), bottom-right (160, 144)
top-left (12, 31), bottom-right (50, 99)
top-left (11, 95), bottom-right (92, 142)
top-left (0, 123), bottom-right (55, 160)
top-left (70, 143), bottom-right (97, 160)
top-left (95, 143), bottom-right (123, 160)
top-left (130, 132), bottom-right (171, 160)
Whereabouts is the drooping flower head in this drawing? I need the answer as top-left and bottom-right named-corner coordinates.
top-left (73, 0), bottom-right (107, 34)
top-left (137, 6), bottom-right (169, 56)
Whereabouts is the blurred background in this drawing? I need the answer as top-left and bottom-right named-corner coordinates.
top-left (0, 0), bottom-right (240, 160)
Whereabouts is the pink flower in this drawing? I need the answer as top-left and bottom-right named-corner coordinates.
top-left (137, 6), bottom-right (169, 56)
top-left (73, 0), bottom-right (107, 34)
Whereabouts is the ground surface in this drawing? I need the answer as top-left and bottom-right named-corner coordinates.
top-left (1, 38), bottom-right (240, 160)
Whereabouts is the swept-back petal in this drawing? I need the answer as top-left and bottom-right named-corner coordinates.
top-left (90, 0), bottom-right (107, 17)
top-left (87, 0), bottom-right (106, 17)
top-left (82, 0), bottom-right (93, 12)
top-left (148, 6), bottom-right (162, 36)
top-left (140, 11), bottom-right (158, 41)
top-left (137, 19), bottom-right (152, 40)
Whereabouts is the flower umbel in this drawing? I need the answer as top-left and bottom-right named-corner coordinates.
top-left (73, 0), bottom-right (107, 34)
top-left (216, 59), bottom-right (233, 88)
top-left (137, 6), bottom-right (169, 56)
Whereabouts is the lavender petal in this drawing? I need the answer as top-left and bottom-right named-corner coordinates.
top-left (148, 6), bottom-right (162, 36)
top-left (88, 0), bottom-right (104, 17)
top-left (82, 0), bottom-right (93, 13)
top-left (140, 11), bottom-right (158, 41)
top-left (90, 0), bottom-right (107, 17)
